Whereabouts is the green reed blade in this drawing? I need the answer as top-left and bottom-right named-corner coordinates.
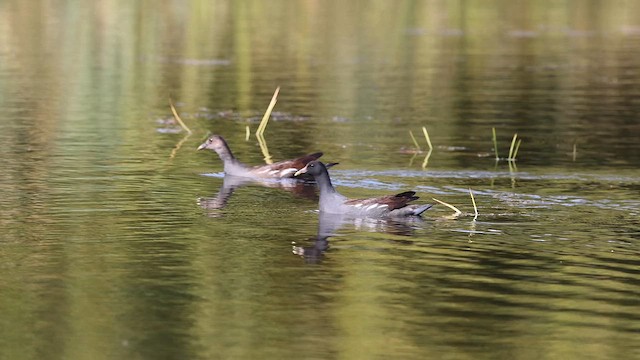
top-left (256, 87), bottom-right (280, 137)
top-left (409, 130), bottom-right (421, 151)
top-left (492, 127), bottom-right (499, 160)
top-left (512, 139), bottom-right (522, 161)
top-left (422, 126), bottom-right (433, 150)
top-left (469, 188), bottom-right (478, 221)
top-left (508, 133), bottom-right (518, 160)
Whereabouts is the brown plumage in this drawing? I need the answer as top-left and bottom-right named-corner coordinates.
top-left (345, 191), bottom-right (420, 211)
top-left (197, 135), bottom-right (324, 179)
top-left (247, 152), bottom-right (324, 178)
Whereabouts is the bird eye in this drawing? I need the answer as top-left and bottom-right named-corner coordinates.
top-left (310, 163), bottom-right (315, 167)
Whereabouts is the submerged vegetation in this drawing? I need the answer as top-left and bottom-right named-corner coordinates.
top-left (493, 127), bottom-right (522, 162)
top-left (431, 189), bottom-right (479, 221)
top-left (169, 98), bottom-right (193, 135)
top-left (408, 126), bottom-right (434, 169)
top-left (508, 133), bottom-right (522, 162)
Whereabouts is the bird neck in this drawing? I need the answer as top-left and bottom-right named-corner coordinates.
top-left (315, 168), bottom-right (338, 196)
top-left (215, 142), bottom-right (237, 164)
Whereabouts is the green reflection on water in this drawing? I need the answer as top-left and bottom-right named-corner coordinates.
top-left (1, 1), bottom-right (639, 359)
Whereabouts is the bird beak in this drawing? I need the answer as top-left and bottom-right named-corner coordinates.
top-left (294, 165), bottom-right (308, 177)
top-left (196, 142), bottom-right (207, 151)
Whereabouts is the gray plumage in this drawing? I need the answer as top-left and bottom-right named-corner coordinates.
top-left (294, 161), bottom-right (433, 217)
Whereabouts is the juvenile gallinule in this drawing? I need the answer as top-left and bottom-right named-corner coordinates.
top-left (294, 161), bottom-right (433, 217)
top-left (197, 135), bottom-right (324, 179)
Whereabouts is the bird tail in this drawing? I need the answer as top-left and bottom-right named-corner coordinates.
top-left (411, 204), bottom-right (433, 216)
top-left (388, 204), bottom-right (433, 217)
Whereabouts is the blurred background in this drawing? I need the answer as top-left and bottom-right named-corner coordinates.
top-left (1, 1), bottom-right (639, 359)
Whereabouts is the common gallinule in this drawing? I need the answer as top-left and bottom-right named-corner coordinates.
top-left (197, 135), bottom-right (324, 179)
top-left (294, 161), bottom-right (433, 217)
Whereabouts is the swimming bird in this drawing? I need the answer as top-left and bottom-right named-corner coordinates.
top-left (294, 160), bottom-right (432, 217)
top-left (197, 135), bottom-right (324, 179)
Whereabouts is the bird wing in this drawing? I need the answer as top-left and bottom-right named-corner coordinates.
top-left (249, 152), bottom-right (323, 178)
top-left (344, 191), bottom-right (419, 211)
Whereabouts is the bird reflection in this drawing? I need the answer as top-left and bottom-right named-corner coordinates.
top-left (197, 175), bottom-right (318, 217)
top-left (294, 212), bottom-right (427, 263)
top-left (293, 212), bottom-right (345, 263)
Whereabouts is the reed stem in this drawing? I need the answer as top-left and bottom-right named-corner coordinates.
top-left (508, 133), bottom-right (518, 160)
top-left (492, 127), bottom-right (499, 160)
top-left (255, 87), bottom-right (280, 137)
top-left (432, 198), bottom-right (462, 218)
top-left (422, 126), bottom-right (433, 150)
top-left (469, 188), bottom-right (478, 221)
top-left (169, 98), bottom-right (192, 134)
top-left (409, 130), bottom-right (421, 151)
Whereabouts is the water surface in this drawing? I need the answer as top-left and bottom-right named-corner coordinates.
top-left (1, 1), bottom-right (639, 359)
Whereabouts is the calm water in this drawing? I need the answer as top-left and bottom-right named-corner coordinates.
top-left (1, 1), bottom-right (639, 359)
